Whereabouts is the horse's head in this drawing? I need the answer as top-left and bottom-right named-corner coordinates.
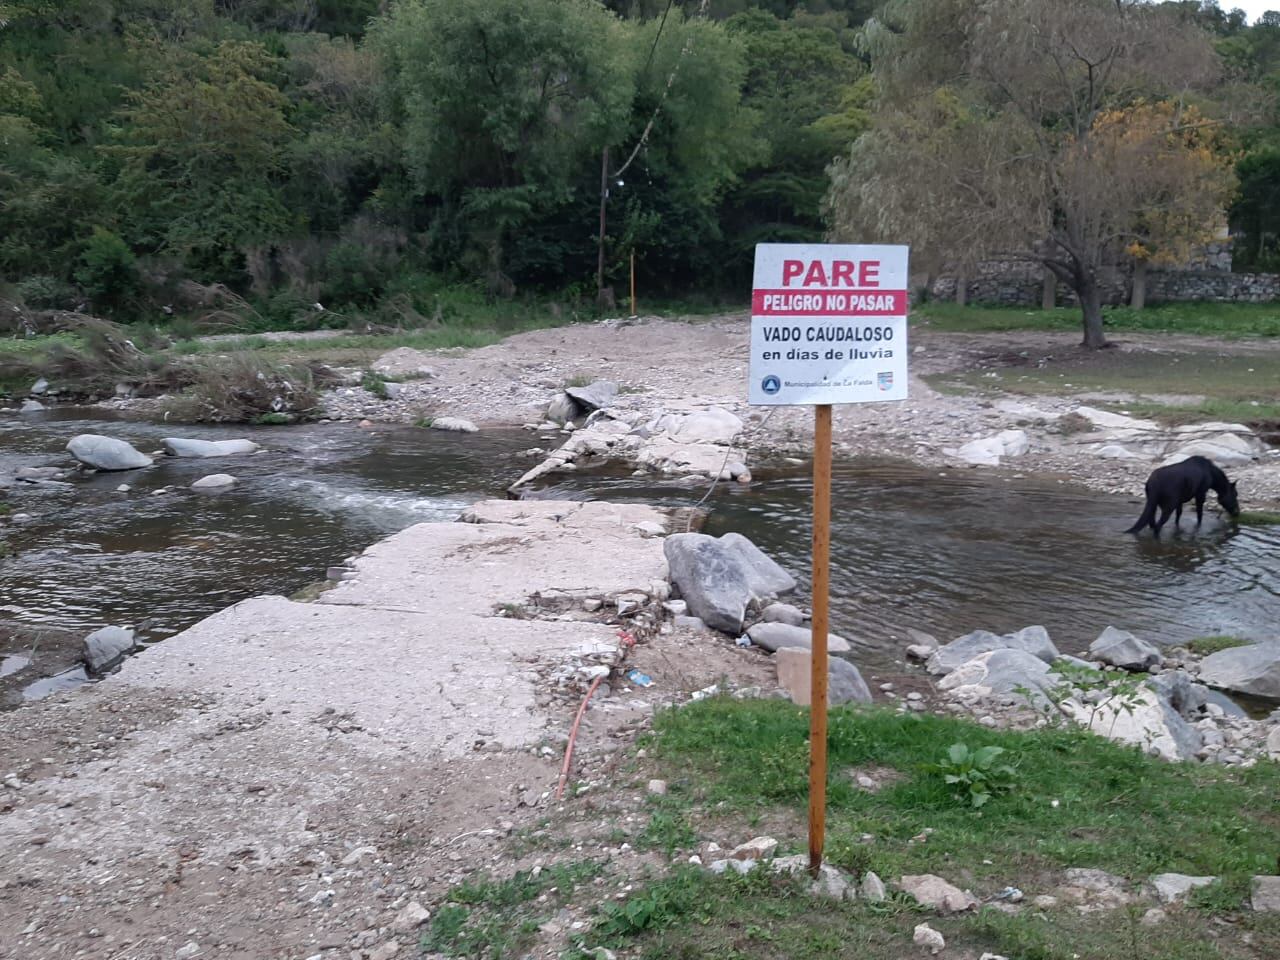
top-left (1220, 480), bottom-right (1241, 517)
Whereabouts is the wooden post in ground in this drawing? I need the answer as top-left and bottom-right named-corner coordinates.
top-left (808, 403), bottom-right (832, 876)
top-left (630, 250), bottom-right (637, 317)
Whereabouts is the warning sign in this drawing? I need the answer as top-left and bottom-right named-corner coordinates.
top-left (748, 243), bottom-right (910, 406)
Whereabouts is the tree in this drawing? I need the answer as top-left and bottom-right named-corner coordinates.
top-left (109, 39), bottom-right (295, 277)
top-left (827, 0), bottom-right (1232, 348)
top-left (371, 0), bottom-right (635, 292)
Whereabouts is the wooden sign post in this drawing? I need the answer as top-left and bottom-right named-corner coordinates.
top-left (748, 243), bottom-right (910, 875)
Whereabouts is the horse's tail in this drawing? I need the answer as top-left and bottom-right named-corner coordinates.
top-left (1125, 498), bottom-right (1156, 534)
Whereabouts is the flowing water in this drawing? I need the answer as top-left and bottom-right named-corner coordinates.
top-left (2, 409), bottom-right (1278, 700)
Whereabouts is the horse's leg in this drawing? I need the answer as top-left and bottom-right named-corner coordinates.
top-left (1195, 493), bottom-right (1206, 526)
top-left (1175, 502), bottom-right (1183, 527)
top-left (1153, 505), bottom-right (1173, 539)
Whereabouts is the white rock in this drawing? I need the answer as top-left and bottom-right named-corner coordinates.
top-left (729, 837), bottom-right (778, 861)
top-left (1095, 444), bottom-right (1140, 460)
top-left (1149, 873), bottom-right (1216, 904)
top-left (175, 943), bottom-right (201, 960)
top-left (861, 871), bottom-right (887, 902)
top-left (391, 901), bottom-right (431, 933)
top-left (162, 438), bottom-right (261, 458)
top-left (191, 474), bottom-right (236, 490)
top-left (913, 923), bottom-right (945, 954)
top-left (647, 779), bottom-right (667, 796)
top-left (897, 874), bottom-right (979, 914)
top-left (633, 521), bottom-right (666, 538)
top-left (431, 417), bottom-right (479, 433)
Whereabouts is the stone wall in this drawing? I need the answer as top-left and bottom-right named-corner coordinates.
top-left (931, 261), bottom-right (1280, 307)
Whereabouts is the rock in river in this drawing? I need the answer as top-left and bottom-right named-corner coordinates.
top-left (747, 621), bottom-right (851, 654)
top-left (1197, 640), bottom-right (1280, 700)
top-left (1089, 626), bottom-right (1162, 672)
top-left (927, 626), bottom-right (1058, 676)
top-left (66, 434), bottom-right (153, 471)
top-left (82, 626), bottom-right (136, 675)
top-left (664, 532), bottom-right (796, 634)
top-left (191, 474), bottom-right (237, 490)
top-left (431, 417), bottom-right (479, 433)
top-left (163, 438), bottom-right (261, 458)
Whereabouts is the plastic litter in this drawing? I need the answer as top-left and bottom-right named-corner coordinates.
top-left (626, 669), bottom-right (653, 688)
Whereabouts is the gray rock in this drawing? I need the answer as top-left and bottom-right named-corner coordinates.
top-left (1251, 876), bottom-right (1280, 912)
top-left (1149, 873), bottom-right (1215, 904)
top-left (762, 602), bottom-right (806, 626)
top-left (1198, 641), bottom-right (1280, 699)
top-left (1147, 669), bottom-right (1195, 716)
top-left (20, 399), bottom-right (46, 413)
top-left (897, 874), bottom-right (978, 914)
top-left (382, 381), bottom-right (405, 400)
top-left (82, 626), bottom-right (136, 675)
top-left (66, 434), bottom-right (153, 471)
top-left (664, 532), bottom-right (795, 634)
top-left (1196, 686), bottom-right (1249, 719)
top-left (15, 467), bottom-right (62, 481)
top-left (810, 863), bottom-right (853, 901)
top-left (663, 407), bottom-right (743, 444)
top-left (860, 871), bottom-right (887, 902)
top-left (30, 378), bottom-right (48, 395)
top-left (721, 532), bottom-right (796, 598)
top-left (431, 417), bottom-right (479, 434)
top-left (747, 621), bottom-right (851, 654)
top-left (565, 380), bottom-right (618, 412)
top-left (927, 626), bottom-right (1058, 675)
top-left (191, 474), bottom-right (236, 490)
top-left (938, 649), bottom-right (1060, 704)
top-left (633, 520), bottom-right (666, 538)
top-left (162, 438), bottom-right (261, 458)
top-left (547, 393), bottom-right (578, 424)
top-left (905, 627), bottom-right (941, 652)
top-left (1090, 626), bottom-right (1162, 672)
top-left (1066, 687), bottom-right (1202, 762)
top-left (775, 648), bottom-right (873, 705)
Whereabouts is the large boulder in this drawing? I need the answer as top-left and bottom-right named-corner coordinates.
top-left (954, 430), bottom-right (1029, 467)
top-left (1161, 433), bottom-right (1259, 468)
top-left (664, 533), bottom-right (795, 634)
top-left (1197, 641), bottom-right (1280, 700)
top-left (927, 626), bottom-right (1058, 676)
top-left (937, 648), bottom-right (1060, 705)
top-left (662, 408), bottom-right (744, 444)
top-left (1089, 626), bottom-right (1162, 672)
top-left (746, 621), bottom-right (851, 654)
top-left (546, 393), bottom-right (578, 424)
top-left (775, 647), bottom-right (872, 705)
top-left (565, 380), bottom-right (618, 412)
top-left (82, 626), bottom-right (136, 675)
top-left (163, 437), bottom-right (261, 458)
top-left (1064, 687), bottom-right (1202, 762)
top-left (66, 435), bottom-right (153, 471)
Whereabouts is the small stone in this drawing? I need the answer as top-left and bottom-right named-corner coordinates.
top-left (191, 473), bottom-right (236, 490)
top-left (913, 923), bottom-right (945, 954)
top-left (176, 943), bottom-right (201, 960)
top-left (647, 779), bottom-right (667, 796)
top-left (391, 901), bottom-right (430, 933)
top-left (906, 644), bottom-right (934, 661)
top-left (1141, 908), bottom-right (1168, 926)
top-left (341, 846), bottom-right (377, 866)
top-left (709, 858), bottom-right (756, 876)
top-left (369, 941), bottom-right (401, 960)
top-left (897, 874), bottom-right (979, 914)
top-left (729, 837), bottom-right (778, 861)
top-left (861, 871), bottom-right (886, 902)
top-left (582, 598), bottom-right (604, 612)
top-left (810, 864), bottom-right (852, 901)
top-left (1252, 875), bottom-right (1280, 912)
top-left (431, 417), bottom-right (479, 433)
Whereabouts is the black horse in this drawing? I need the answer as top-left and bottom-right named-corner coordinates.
top-left (1126, 455), bottom-right (1240, 538)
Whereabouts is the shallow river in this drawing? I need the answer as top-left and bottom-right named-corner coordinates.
top-left (2, 410), bottom-right (1278, 694)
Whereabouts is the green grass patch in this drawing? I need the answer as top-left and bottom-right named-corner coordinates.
top-left (915, 300), bottom-right (1280, 338)
top-left (573, 701), bottom-right (1280, 959)
top-left (1186, 636), bottom-right (1255, 656)
top-left (423, 859), bottom-right (603, 958)
top-left (927, 348), bottom-right (1280, 420)
top-left (1239, 510), bottom-right (1280, 527)
top-left (645, 700), bottom-right (1278, 881)
top-left (360, 370), bottom-right (390, 398)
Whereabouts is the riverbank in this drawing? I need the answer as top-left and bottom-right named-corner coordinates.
top-left (291, 315), bottom-right (1280, 508)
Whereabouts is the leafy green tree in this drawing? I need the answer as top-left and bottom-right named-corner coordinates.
top-left (75, 226), bottom-right (139, 308)
top-left (110, 39), bottom-right (295, 278)
top-left (371, 0), bottom-right (635, 291)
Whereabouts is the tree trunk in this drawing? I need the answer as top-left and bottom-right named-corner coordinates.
top-left (1130, 259), bottom-right (1147, 310)
top-left (596, 146), bottom-right (610, 306)
top-left (1078, 274), bottom-right (1108, 349)
top-left (955, 271), bottom-right (967, 306)
top-left (1041, 270), bottom-right (1055, 310)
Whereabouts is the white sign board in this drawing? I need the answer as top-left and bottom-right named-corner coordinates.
top-left (748, 243), bottom-right (910, 406)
